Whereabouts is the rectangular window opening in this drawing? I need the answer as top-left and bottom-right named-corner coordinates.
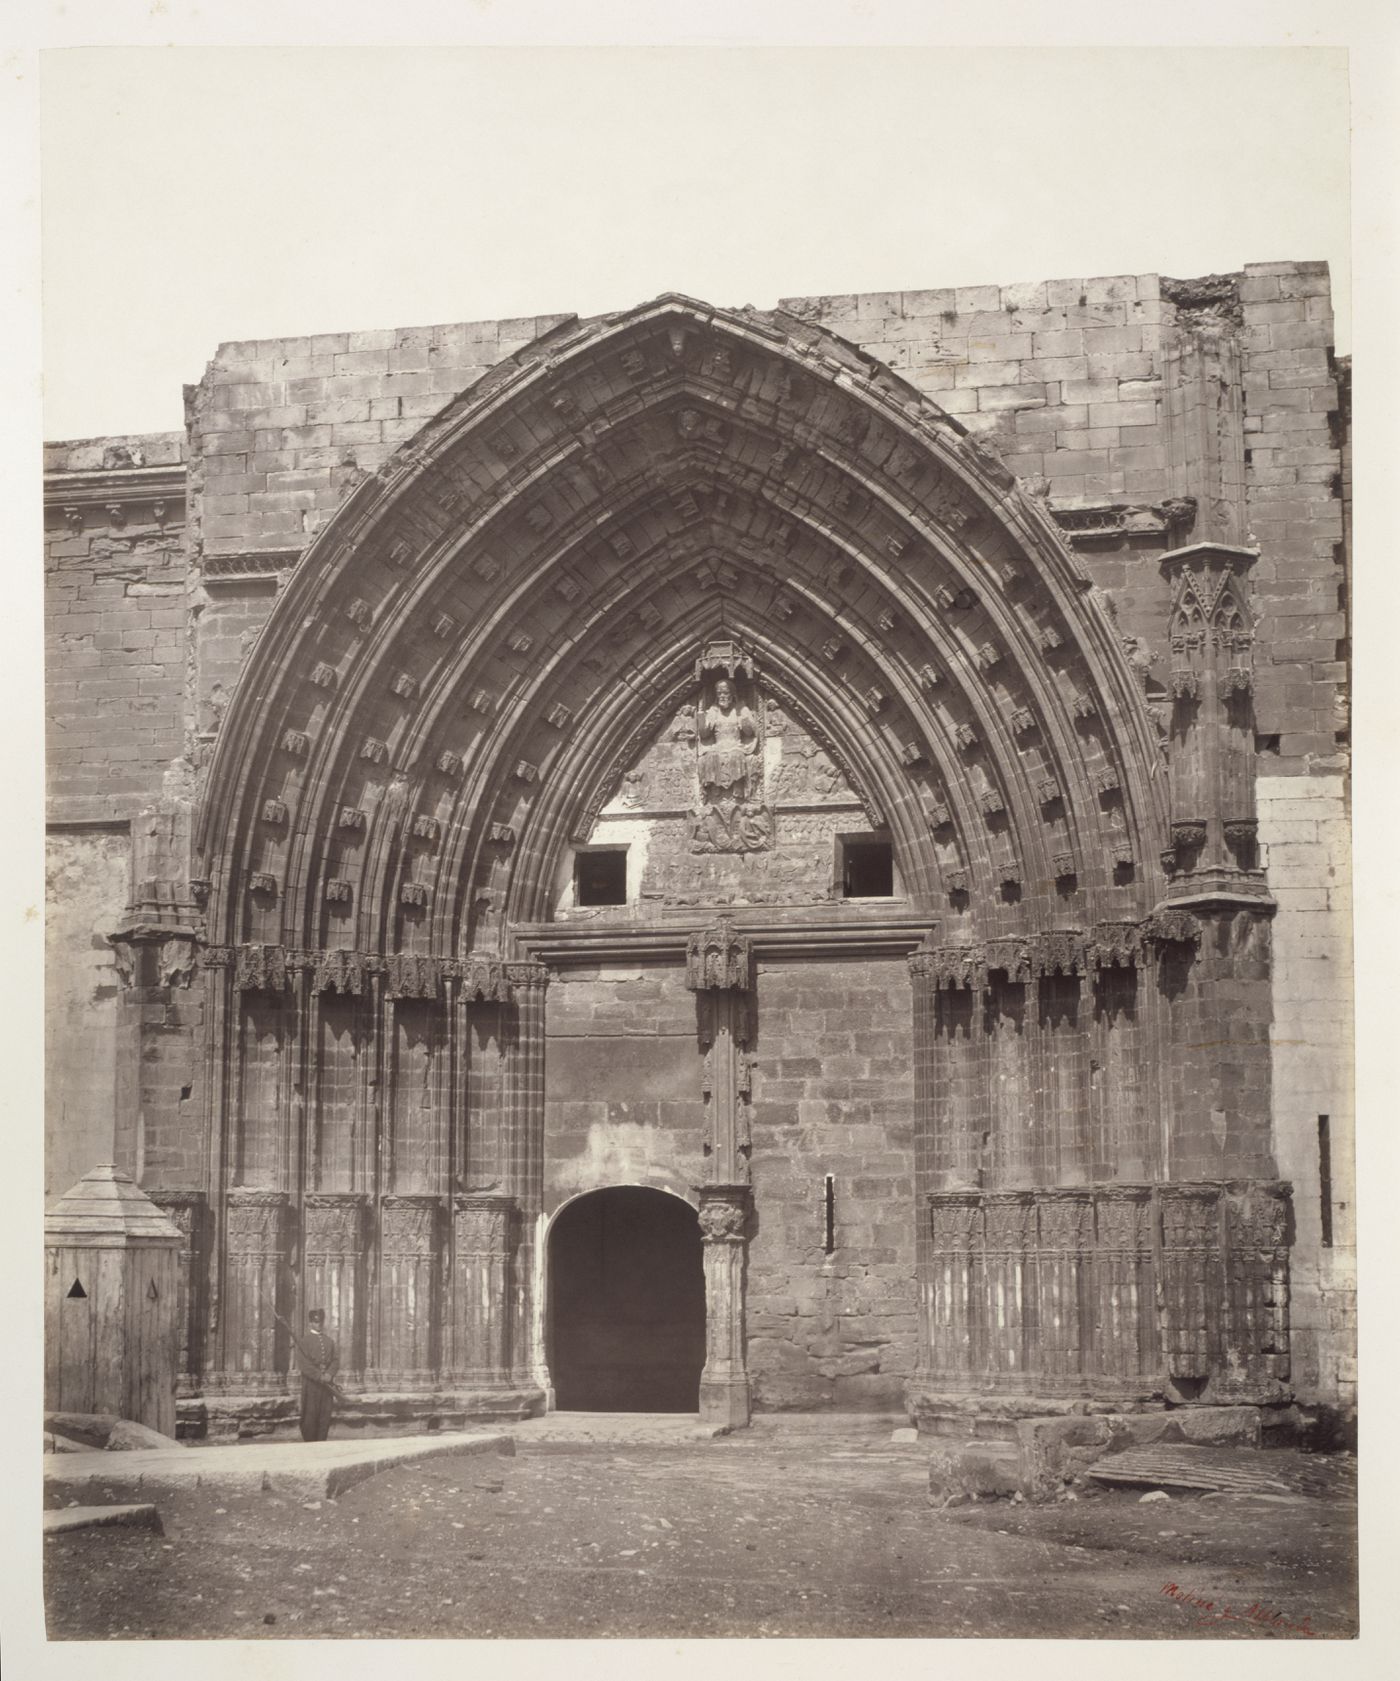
top-left (575, 848), bottom-right (628, 907)
top-left (823, 1174), bottom-right (836, 1254)
top-left (841, 836), bottom-right (894, 899)
top-left (1318, 1115), bottom-right (1333, 1248)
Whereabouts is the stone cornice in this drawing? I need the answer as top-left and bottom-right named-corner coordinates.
top-left (1048, 496), bottom-right (1197, 546)
top-left (45, 462), bottom-right (187, 517)
top-left (511, 908), bottom-right (932, 966)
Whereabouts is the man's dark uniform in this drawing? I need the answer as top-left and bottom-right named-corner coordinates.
top-left (297, 1313), bottom-right (339, 1442)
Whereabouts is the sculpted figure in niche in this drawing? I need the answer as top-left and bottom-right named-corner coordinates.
top-left (691, 675), bottom-right (774, 854)
top-left (699, 680), bottom-right (759, 800)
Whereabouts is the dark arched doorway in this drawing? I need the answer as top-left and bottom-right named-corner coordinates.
top-left (548, 1187), bottom-right (706, 1412)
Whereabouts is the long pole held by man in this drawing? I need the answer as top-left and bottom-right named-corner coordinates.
top-left (274, 1306), bottom-right (345, 1441)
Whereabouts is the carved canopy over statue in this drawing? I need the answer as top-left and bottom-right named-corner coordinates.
top-left (690, 645), bottom-right (774, 855)
top-left (685, 916), bottom-right (753, 993)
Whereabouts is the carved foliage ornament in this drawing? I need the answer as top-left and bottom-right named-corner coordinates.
top-left (696, 1194), bottom-right (749, 1243)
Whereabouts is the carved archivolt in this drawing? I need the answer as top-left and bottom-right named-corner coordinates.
top-left (194, 293), bottom-right (1168, 956)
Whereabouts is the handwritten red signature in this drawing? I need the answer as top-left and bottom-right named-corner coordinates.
top-left (1161, 1581), bottom-right (1319, 1637)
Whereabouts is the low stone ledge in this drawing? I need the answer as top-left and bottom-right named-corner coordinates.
top-left (909, 1389), bottom-right (1169, 1441)
top-left (44, 1503), bottom-right (163, 1537)
top-left (44, 1429), bottom-right (515, 1503)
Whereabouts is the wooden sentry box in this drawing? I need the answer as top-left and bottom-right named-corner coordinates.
top-left (45, 1164), bottom-right (183, 1437)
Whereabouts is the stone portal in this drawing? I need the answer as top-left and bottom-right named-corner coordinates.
top-left (548, 1187), bottom-right (706, 1412)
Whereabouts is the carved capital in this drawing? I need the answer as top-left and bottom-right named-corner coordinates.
top-left (916, 942), bottom-right (983, 991)
top-left (1224, 1180), bottom-right (1293, 1252)
top-left (303, 1193), bottom-right (368, 1256)
top-left (456, 954), bottom-right (513, 1003)
top-left (452, 1193), bottom-right (518, 1257)
top-left (1086, 920), bottom-right (1144, 970)
top-left (225, 1187), bottom-right (291, 1253)
top-left (107, 923), bottom-right (199, 989)
top-left (1030, 929), bottom-right (1086, 978)
top-left (928, 1190), bottom-right (983, 1251)
top-left (380, 1194), bottom-right (443, 1256)
top-left (1143, 908), bottom-right (1202, 950)
top-left (504, 959), bottom-right (550, 993)
top-left (984, 937), bottom-right (1032, 984)
top-left (695, 1185), bottom-right (751, 1244)
top-left (685, 917), bottom-right (753, 992)
top-left (983, 1190), bottom-right (1036, 1250)
top-left (235, 943), bottom-right (291, 992)
top-left (1035, 1188), bottom-right (1096, 1250)
top-left (1094, 1183), bottom-right (1154, 1251)
top-left (314, 946), bottom-right (367, 995)
top-left (384, 953), bottom-right (442, 1000)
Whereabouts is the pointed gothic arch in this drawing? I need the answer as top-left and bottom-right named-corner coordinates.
top-left (195, 293), bottom-right (1168, 960)
top-left (184, 295), bottom-right (1287, 1427)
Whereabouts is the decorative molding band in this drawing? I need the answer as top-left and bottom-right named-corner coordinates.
top-left (200, 548), bottom-right (304, 581)
top-left (200, 942), bottom-right (529, 1002)
top-left (908, 912), bottom-right (1205, 990)
top-left (515, 909), bottom-right (931, 967)
top-left (44, 462), bottom-right (187, 520)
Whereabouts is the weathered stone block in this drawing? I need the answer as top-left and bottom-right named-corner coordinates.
top-left (927, 1441), bottom-right (1022, 1502)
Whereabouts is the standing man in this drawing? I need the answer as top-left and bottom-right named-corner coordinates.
top-left (295, 1308), bottom-right (340, 1443)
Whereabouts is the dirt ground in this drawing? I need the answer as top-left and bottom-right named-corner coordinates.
top-left (43, 1427), bottom-right (1357, 1641)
